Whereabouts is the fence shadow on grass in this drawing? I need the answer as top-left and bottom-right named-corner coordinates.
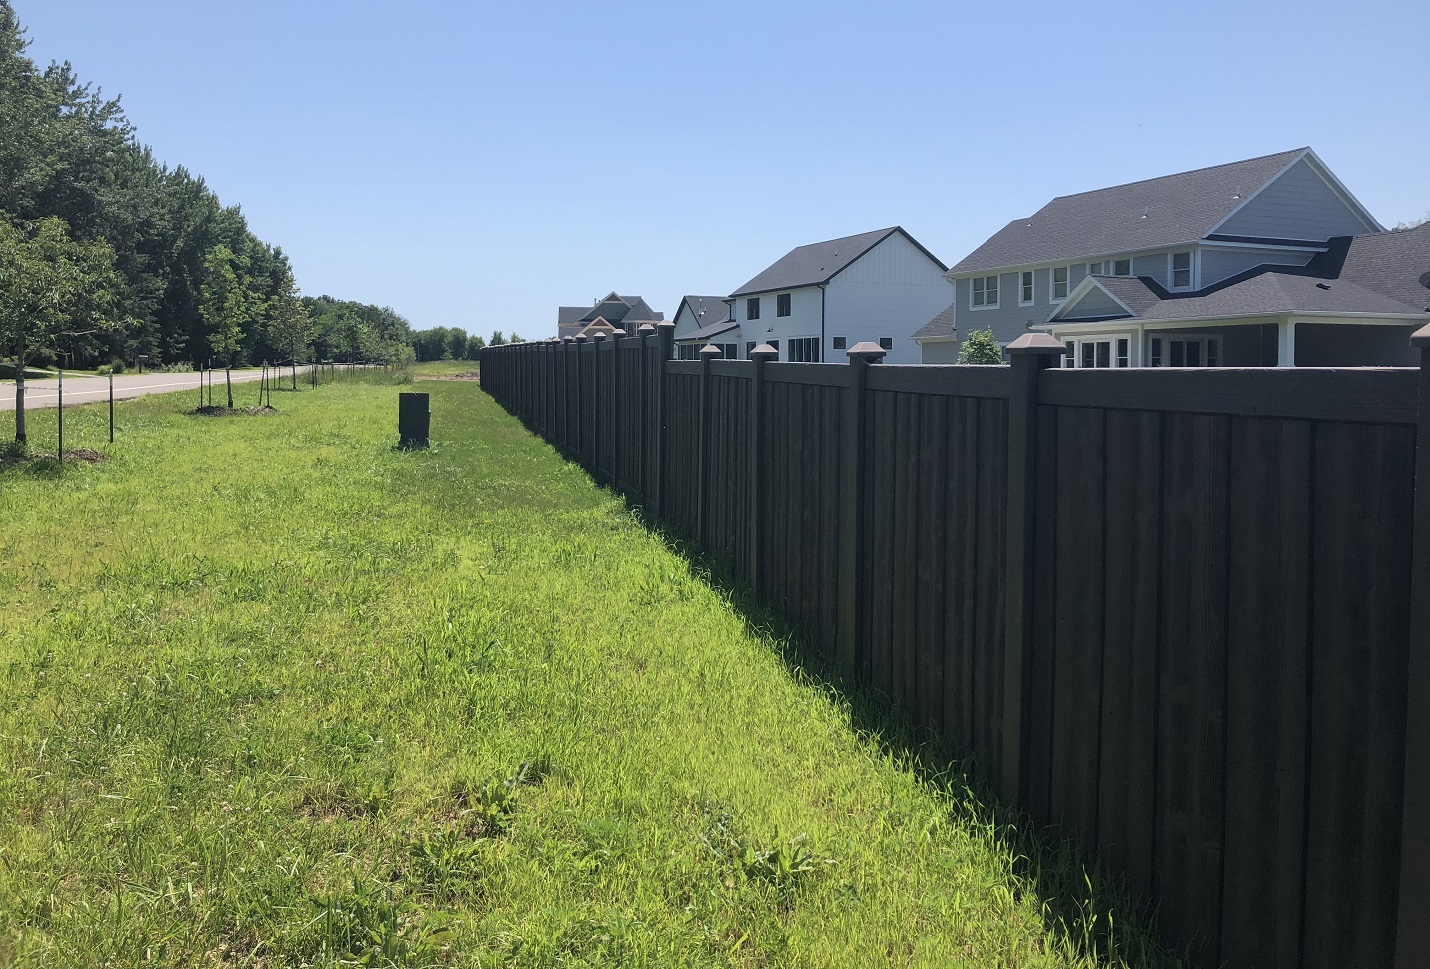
top-left (615, 495), bottom-right (1195, 969)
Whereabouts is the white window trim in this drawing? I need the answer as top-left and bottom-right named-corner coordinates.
top-left (1151, 333), bottom-right (1222, 368)
top-left (1087, 261), bottom-right (1105, 276)
top-left (1111, 257), bottom-right (1133, 277)
top-left (1049, 265), bottom-right (1071, 303)
top-left (969, 274), bottom-right (1000, 310)
top-left (1168, 250), bottom-right (1195, 291)
top-left (1063, 332), bottom-right (1135, 369)
top-left (1019, 270), bottom-right (1035, 306)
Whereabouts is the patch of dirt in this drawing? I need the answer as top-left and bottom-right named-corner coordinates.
top-left (189, 405), bottom-right (279, 416)
top-left (0, 447), bottom-right (107, 468)
top-left (433, 371), bottom-right (481, 381)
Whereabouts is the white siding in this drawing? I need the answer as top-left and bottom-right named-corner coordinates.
top-left (920, 341), bottom-right (960, 364)
top-left (735, 286), bottom-right (823, 359)
top-left (1198, 245), bottom-right (1317, 286)
top-left (824, 233), bottom-right (956, 364)
top-left (1217, 157), bottom-right (1377, 241)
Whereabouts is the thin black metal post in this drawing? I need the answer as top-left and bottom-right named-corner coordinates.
top-left (837, 342), bottom-right (885, 679)
top-left (108, 372), bottom-right (114, 443)
top-left (56, 367), bottom-right (63, 462)
top-left (1000, 332), bottom-right (1067, 803)
top-left (1396, 322), bottom-right (1430, 968)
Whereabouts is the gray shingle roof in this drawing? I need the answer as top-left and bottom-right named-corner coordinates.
top-left (912, 303), bottom-right (957, 341)
top-left (679, 319), bottom-right (741, 342)
top-left (676, 295), bottom-right (731, 328)
top-left (950, 148), bottom-right (1309, 276)
top-left (1139, 272), bottom-right (1422, 321)
top-left (1334, 222), bottom-right (1430, 313)
top-left (730, 227), bottom-right (945, 297)
top-left (1089, 276), bottom-right (1164, 316)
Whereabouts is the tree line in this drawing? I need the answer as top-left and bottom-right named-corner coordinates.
top-left (0, 1), bottom-right (417, 434)
top-left (409, 328), bottom-right (523, 363)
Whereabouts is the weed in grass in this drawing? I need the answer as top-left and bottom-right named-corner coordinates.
top-left (294, 877), bottom-right (452, 967)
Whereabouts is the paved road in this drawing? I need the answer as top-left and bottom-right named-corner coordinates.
top-left (0, 367), bottom-right (313, 411)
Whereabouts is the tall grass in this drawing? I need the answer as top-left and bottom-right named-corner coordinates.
top-left (0, 371), bottom-right (1183, 967)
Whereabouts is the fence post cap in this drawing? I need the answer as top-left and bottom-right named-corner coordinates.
top-left (655, 321), bottom-right (675, 331)
top-left (637, 323), bottom-right (657, 335)
top-left (562, 335), bottom-right (575, 342)
top-left (1007, 333), bottom-right (1066, 355)
top-left (594, 331), bottom-right (610, 342)
top-left (847, 342), bottom-right (887, 363)
top-left (699, 344), bottom-right (723, 359)
top-left (574, 334), bottom-right (588, 343)
top-left (750, 344), bottom-right (779, 361)
top-left (1412, 322), bottom-right (1430, 348)
top-left (610, 329), bottom-right (627, 339)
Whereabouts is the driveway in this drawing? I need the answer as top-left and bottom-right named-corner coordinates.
top-left (0, 367), bottom-right (313, 412)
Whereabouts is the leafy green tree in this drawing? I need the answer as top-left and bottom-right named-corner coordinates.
top-left (957, 328), bottom-right (1003, 365)
top-left (199, 244), bottom-right (255, 407)
top-left (509, 333), bottom-right (524, 344)
top-left (0, 216), bottom-right (119, 442)
top-left (267, 269), bottom-right (313, 389)
top-left (465, 334), bottom-right (485, 358)
top-left (490, 330), bottom-right (506, 346)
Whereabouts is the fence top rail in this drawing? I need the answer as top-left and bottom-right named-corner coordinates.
top-left (764, 361), bottom-right (855, 388)
top-left (867, 364), bottom-right (1012, 399)
top-left (1039, 366), bottom-right (1419, 425)
top-left (709, 360), bottom-right (753, 379)
top-left (667, 361), bottom-right (702, 376)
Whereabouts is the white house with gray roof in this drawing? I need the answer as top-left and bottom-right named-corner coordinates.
top-left (936, 148), bottom-right (1428, 367)
top-left (712, 226), bottom-right (954, 364)
top-left (671, 295), bottom-right (737, 360)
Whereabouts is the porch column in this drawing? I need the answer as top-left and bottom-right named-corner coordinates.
top-left (1277, 320), bottom-right (1297, 368)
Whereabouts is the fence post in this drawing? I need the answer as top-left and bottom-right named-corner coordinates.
top-left (837, 342), bottom-right (886, 680)
top-left (749, 344), bottom-right (779, 592)
top-left (574, 334), bottom-right (589, 467)
top-left (561, 337), bottom-right (574, 453)
top-left (1396, 323), bottom-right (1430, 969)
top-left (1001, 333), bottom-right (1067, 804)
top-left (697, 344), bottom-right (722, 546)
top-left (612, 331), bottom-right (628, 489)
top-left (592, 331), bottom-right (607, 479)
top-left (638, 324), bottom-right (655, 500)
top-left (652, 323), bottom-right (675, 517)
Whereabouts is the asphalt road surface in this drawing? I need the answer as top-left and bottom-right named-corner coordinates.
top-left (0, 367), bottom-right (313, 411)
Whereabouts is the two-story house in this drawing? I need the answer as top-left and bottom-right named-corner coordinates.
top-left (557, 292), bottom-right (664, 340)
top-left (698, 227), bottom-right (954, 363)
top-left (932, 148), bottom-right (1428, 367)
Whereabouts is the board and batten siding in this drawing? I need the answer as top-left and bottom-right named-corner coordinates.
top-left (822, 231), bottom-right (955, 365)
top-left (1217, 156), bottom-right (1379, 241)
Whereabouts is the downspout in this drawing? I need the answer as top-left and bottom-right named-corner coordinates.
top-left (820, 284), bottom-right (827, 362)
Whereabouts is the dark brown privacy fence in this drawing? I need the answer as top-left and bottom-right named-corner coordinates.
top-left (480, 324), bottom-right (1430, 969)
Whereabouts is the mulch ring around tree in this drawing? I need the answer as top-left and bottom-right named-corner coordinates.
top-left (0, 447), bottom-right (107, 468)
top-left (188, 405), bottom-right (279, 417)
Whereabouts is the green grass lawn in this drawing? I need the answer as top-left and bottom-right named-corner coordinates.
top-left (0, 368), bottom-right (1180, 968)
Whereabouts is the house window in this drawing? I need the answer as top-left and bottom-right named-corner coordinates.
top-left (972, 275), bottom-right (999, 308)
top-left (768, 339), bottom-right (778, 356)
top-left (716, 343), bottom-right (737, 359)
top-left (777, 293), bottom-right (791, 317)
top-left (1112, 258), bottom-right (1132, 276)
top-left (878, 337), bottom-right (893, 351)
top-left (1065, 334), bottom-right (1134, 368)
top-left (746, 297), bottom-right (760, 320)
top-left (832, 336), bottom-right (847, 351)
top-left (1051, 266), bottom-right (1070, 302)
top-left (746, 341), bottom-right (757, 358)
top-left (1171, 251), bottom-right (1193, 289)
top-left (1151, 335), bottom-right (1221, 367)
top-left (1020, 271), bottom-right (1034, 305)
top-left (790, 337), bottom-right (820, 362)
top-left (1088, 261), bottom-right (1105, 275)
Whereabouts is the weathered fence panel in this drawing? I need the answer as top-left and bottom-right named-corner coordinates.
top-left (477, 327), bottom-right (1430, 969)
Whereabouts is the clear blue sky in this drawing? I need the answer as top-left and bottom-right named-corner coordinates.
top-left (15, 0), bottom-right (1430, 337)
